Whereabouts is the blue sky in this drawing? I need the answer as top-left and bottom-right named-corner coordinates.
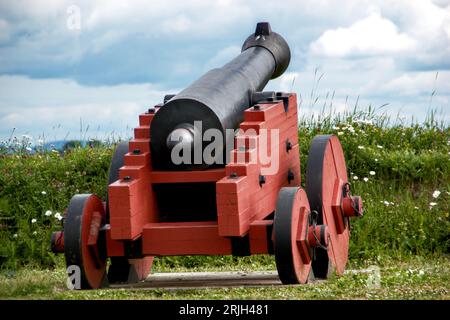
top-left (0, 0), bottom-right (449, 141)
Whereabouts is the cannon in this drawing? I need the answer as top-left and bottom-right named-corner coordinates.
top-left (51, 22), bottom-right (363, 289)
top-left (151, 22), bottom-right (290, 171)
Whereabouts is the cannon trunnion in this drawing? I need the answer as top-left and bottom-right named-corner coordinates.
top-left (51, 22), bottom-right (363, 289)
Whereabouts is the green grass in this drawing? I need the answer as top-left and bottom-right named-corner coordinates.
top-left (0, 147), bottom-right (112, 267)
top-left (0, 107), bottom-right (448, 299)
top-left (1, 107), bottom-right (448, 269)
top-left (0, 256), bottom-right (448, 299)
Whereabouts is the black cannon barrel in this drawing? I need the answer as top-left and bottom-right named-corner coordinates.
top-left (150, 22), bottom-right (291, 170)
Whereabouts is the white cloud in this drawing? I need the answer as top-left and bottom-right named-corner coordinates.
top-left (380, 71), bottom-right (450, 96)
top-left (431, 0), bottom-right (450, 8)
top-left (309, 0), bottom-right (450, 69)
top-left (0, 19), bottom-right (11, 43)
top-left (204, 45), bottom-right (241, 70)
top-left (380, 0), bottom-right (450, 68)
top-left (162, 15), bottom-right (192, 33)
top-left (0, 0), bottom-right (449, 140)
top-left (269, 72), bottom-right (300, 93)
top-left (0, 75), bottom-right (171, 140)
top-left (310, 12), bottom-right (416, 57)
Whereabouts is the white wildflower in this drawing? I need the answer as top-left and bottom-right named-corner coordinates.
top-left (432, 190), bottom-right (441, 199)
top-left (54, 212), bottom-right (63, 221)
top-left (374, 158), bottom-right (378, 162)
top-left (32, 231), bottom-right (37, 235)
top-left (383, 201), bottom-right (390, 206)
top-left (429, 202), bottom-right (437, 207)
top-left (44, 210), bottom-right (52, 217)
top-left (31, 218), bottom-right (37, 223)
top-left (358, 146), bottom-right (364, 150)
top-left (13, 234), bottom-right (18, 238)
top-left (353, 176), bottom-right (358, 180)
top-left (338, 131), bottom-right (344, 136)
top-left (369, 171), bottom-right (375, 176)
top-left (414, 206), bottom-right (419, 210)
top-left (377, 145), bottom-right (383, 149)
top-left (363, 177), bottom-right (369, 182)
top-left (41, 191), bottom-right (47, 195)
top-left (357, 119), bottom-right (373, 125)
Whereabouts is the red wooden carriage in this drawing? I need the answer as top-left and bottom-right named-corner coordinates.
top-left (51, 22), bottom-right (362, 289)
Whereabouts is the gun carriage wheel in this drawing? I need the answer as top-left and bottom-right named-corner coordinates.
top-left (64, 194), bottom-right (107, 289)
top-left (306, 135), bottom-right (363, 278)
top-left (274, 187), bottom-right (313, 284)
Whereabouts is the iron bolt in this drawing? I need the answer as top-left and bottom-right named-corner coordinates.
top-left (229, 172), bottom-right (238, 179)
top-left (259, 174), bottom-right (266, 186)
top-left (286, 141), bottom-right (292, 152)
top-left (287, 169), bottom-right (295, 183)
